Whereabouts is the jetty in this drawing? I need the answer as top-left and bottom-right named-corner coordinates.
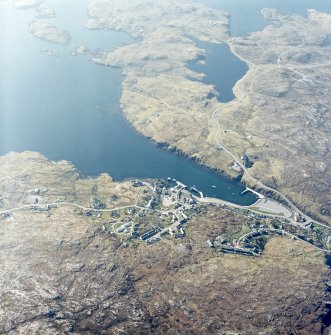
top-left (241, 187), bottom-right (264, 199)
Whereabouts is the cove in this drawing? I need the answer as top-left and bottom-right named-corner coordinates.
top-left (199, 0), bottom-right (331, 36)
top-left (0, 0), bottom-right (257, 206)
top-left (189, 40), bottom-right (248, 103)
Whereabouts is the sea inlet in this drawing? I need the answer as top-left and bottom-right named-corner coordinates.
top-left (0, 0), bottom-right (257, 205)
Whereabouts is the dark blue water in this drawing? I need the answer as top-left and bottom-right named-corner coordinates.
top-left (0, 0), bottom-right (257, 205)
top-left (189, 41), bottom-right (248, 103)
top-left (199, 0), bottom-right (331, 36)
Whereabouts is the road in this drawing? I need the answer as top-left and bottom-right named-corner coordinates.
top-left (210, 107), bottom-right (331, 231)
top-left (0, 202), bottom-right (158, 216)
top-left (1, 198), bottom-right (330, 253)
top-left (122, 67), bottom-right (328, 231)
top-left (236, 228), bottom-right (331, 254)
top-left (219, 43), bottom-right (331, 230)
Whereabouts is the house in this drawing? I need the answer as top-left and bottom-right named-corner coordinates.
top-left (140, 227), bottom-right (161, 241)
top-left (230, 162), bottom-right (242, 173)
top-left (207, 239), bottom-right (214, 248)
top-left (174, 228), bottom-right (186, 239)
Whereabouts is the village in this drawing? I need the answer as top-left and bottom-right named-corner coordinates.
top-left (106, 179), bottom-right (198, 244)
top-left (1, 177), bottom-right (331, 256)
top-left (94, 178), bottom-right (331, 255)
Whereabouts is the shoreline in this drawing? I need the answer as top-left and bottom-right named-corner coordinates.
top-left (8, 0), bottom-right (330, 225)
top-left (116, 40), bottom-right (330, 227)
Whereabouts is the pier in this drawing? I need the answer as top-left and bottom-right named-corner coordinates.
top-left (241, 187), bottom-right (264, 199)
top-left (190, 186), bottom-right (204, 198)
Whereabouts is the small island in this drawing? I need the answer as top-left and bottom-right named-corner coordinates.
top-left (14, 0), bottom-right (42, 9)
top-left (29, 20), bottom-right (71, 45)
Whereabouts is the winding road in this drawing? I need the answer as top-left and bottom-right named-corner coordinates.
top-left (0, 202), bottom-right (157, 216)
top-left (210, 106), bottom-right (331, 231)
top-left (236, 228), bottom-right (331, 253)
